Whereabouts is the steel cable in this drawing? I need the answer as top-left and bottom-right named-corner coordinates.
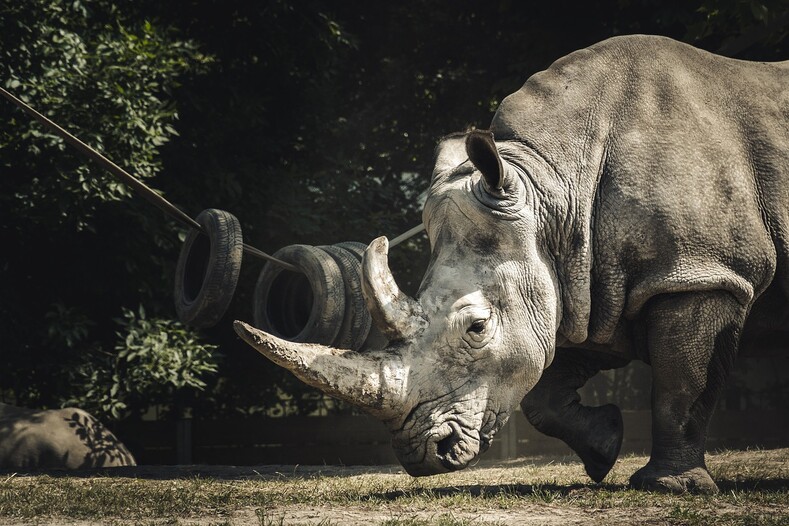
top-left (1, 87), bottom-right (426, 271)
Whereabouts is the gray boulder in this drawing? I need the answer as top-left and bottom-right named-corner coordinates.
top-left (0, 403), bottom-right (136, 470)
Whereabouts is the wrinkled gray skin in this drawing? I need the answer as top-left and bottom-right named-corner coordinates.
top-left (236, 35), bottom-right (788, 494)
top-left (0, 403), bottom-right (136, 470)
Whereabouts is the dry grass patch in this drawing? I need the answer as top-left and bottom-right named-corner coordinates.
top-left (0, 448), bottom-right (786, 525)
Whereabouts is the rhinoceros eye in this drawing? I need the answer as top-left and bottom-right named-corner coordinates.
top-left (456, 300), bottom-right (494, 348)
top-left (468, 320), bottom-right (486, 334)
top-left (464, 316), bottom-right (493, 349)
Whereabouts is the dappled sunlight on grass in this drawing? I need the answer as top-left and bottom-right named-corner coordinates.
top-left (0, 448), bottom-right (786, 524)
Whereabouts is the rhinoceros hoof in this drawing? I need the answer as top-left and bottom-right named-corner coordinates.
top-left (629, 465), bottom-right (719, 494)
top-left (579, 404), bottom-right (623, 483)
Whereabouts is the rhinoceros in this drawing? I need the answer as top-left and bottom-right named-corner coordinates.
top-left (0, 403), bottom-right (136, 470)
top-left (234, 34), bottom-right (788, 494)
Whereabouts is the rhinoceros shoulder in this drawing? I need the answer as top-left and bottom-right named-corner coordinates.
top-left (494, 34), bottom-right (786, 143)
top-left (491, 35), bottom-right (788, 348)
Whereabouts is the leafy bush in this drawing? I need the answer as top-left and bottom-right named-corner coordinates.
top-left (67, 305), bottom-right (219, 420)
top-left (0, 0), bottom-right (211, 230)
top-left (0, 0), bottom-right (213, 414)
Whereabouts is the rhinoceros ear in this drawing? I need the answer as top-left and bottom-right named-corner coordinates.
top-left (465, 130), bottom-right (504, 192)
top-left (432, 133), bottom-right (469, 179)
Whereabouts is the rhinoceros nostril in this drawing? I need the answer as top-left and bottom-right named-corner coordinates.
top-left (436, 430), bottom-right (462, 460)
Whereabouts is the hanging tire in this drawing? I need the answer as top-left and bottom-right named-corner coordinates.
top-left (253, 244), bottom-right (345, 345)
top-left (174, 208), bottom-right (243, 328)
top-left (319, 245), bottom-right (372, 350)
top-left (334, 241), bottom-right (389, 351)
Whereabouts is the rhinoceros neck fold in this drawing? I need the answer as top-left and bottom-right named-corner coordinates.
top-left (495, 140), bottom-right (597, 345)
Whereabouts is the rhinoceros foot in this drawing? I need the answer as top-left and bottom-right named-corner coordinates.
top-left (630, 464), bottom-right (719, 494)
top-left (577, 403), bottom-right (623, 483)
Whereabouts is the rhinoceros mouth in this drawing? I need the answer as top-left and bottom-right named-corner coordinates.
top-left (435, 420), bottom-right (482, 470)
top-left (394, 419), bottom-right (485, 476)
top-left (392, 398), bottom-right (508, 476)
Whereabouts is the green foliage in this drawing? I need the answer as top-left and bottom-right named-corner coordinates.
top-left (1, 0), bottom-right (786, 420)
top-left (0, 0), bottom-right (214, 415)
top-left (116, 305), bottom-right (218, 391)
top-left (44, 301), bottom-right (95, 350)
top-left (68, 305), bottom-right (219, 420)
top-left (0, 0), bottom-right (211, 231)
top-left (687, 0), bottom-right (788, 56)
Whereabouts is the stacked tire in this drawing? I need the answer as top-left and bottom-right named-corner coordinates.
top-left (174, 209), bottom-right (386, 351)
top-left (252, 242), bottom-right (387, 351)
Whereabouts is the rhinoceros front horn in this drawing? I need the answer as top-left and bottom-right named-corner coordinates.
top-left (233, 321), bottom-right (407, 420)
top-left (362, 236), bottom-right (428, 341)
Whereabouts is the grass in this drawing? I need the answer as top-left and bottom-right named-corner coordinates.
top-left (0, 448), bottom-right (786, 525)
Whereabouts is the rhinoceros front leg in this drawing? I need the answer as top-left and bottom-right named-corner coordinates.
top-left (630, 290), bottom-right (746, 494)
top-left (520, 349), bottom-right (626, 483)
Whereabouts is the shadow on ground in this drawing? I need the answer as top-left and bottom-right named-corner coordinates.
top-left (366, 477), bottom-right (789, 501)
top-left (3, 462), bottom-right (788, 498)
top-left (0, 463), bottom-right (404, 480)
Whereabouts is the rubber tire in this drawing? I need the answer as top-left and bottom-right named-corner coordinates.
top-left (334, 241), bottom-right (389, 351)
top-left (174, 208), bottom-right (243, 328)
top-left (253, 244), bottom-right (345, 345)
top-left (319, 245), bottom-right (372, 350)
top-left (335, 241), bottom-right (367, 261)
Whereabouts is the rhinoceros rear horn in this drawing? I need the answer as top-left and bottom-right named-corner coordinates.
top-left (466, 130), bottom-right (504, 192)
top-left (362, 237), bottom-right (427, 341)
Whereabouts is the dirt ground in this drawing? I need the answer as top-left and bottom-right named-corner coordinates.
top-left (1, 448), bottom-right (787, 525)
top-left (0, 506), bottom-right (712, 525)
top-left (191, 505), bottom-right (696, 525)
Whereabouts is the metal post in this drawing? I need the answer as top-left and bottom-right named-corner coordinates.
top-left (176, 417), bottom-right (193, 464)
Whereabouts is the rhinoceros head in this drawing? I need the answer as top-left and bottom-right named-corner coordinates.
top-left (236, 130), bottom-right (576, 476)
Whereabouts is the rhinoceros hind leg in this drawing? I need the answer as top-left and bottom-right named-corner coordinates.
top-left (630, 464), bottom-right (718, 494)
top-left (633, 290), bottom-right (746, 495)
top-left (521, 349), bottom-right (626, 483)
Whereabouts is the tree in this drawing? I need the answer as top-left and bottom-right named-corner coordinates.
top-left (67, 306), bottom-right (219, 420)
top-left (0, 0), bottom-right (216, 417)
top-left (1, 0), bottom-right (786, 420)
